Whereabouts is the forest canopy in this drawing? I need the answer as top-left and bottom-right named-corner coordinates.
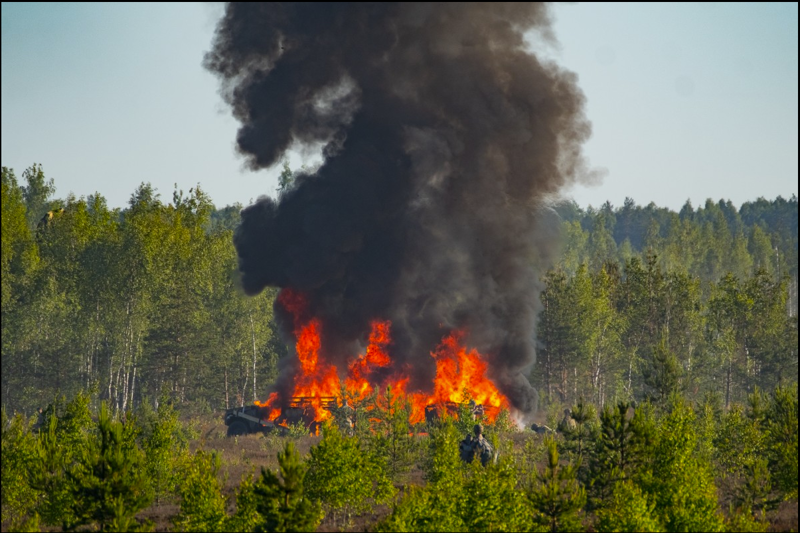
top-left (1, 164), bottom-right (797, 415)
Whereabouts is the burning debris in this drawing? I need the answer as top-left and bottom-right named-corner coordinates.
top-left (205, 3), bottom-right (593, 422)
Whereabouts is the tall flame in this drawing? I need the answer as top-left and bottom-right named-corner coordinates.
top-left (345, 320), bottom-right (392, 401)
top-left (266, 289), bottom-right (509, 425)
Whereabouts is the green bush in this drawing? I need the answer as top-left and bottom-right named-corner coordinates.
top-left (142, 399), bottom-right (188, 505)
top-left (1, 410), bottom-right (40, 528)
top-left (305, 423), bottom-right (395, 526)
top-left (173, 450), bottom-right (226, 532)
top-left (64, 402), bottom-right (153, 532)
top-left (252, 441), bottom-right (322, 533)
top-left (595, 480), bottom-right (662, 532)
top-left (527, 437), bottom-right (586, 532)
top-left (645, 399), bottom-right (724, 532)
top-left (225, 474), bottom-right (262, 533)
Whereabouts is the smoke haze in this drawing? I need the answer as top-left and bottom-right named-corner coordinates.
top-left (205, 2), bottom-right (594, 414)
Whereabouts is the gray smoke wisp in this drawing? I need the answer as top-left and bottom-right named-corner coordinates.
top-left (205, 2), bottom-right (593, 414)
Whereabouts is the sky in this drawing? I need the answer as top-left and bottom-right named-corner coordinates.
top-left (2, 2), bottom-right (797, 212)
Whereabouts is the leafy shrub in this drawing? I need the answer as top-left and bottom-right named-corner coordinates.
top-left (252, 441), bottom-right (322, 532)
top-left (645, 399), bottom-right (724, 532)
top-left (595, 480), bottom-right (662, 532)
top-left (173, 450), bottom-right (227, 532)
top-left (527, 437), bottom-right (586, 532)
top-left (225, 474), bottom-right (262, 533)
top-left (305, 423), bottom-right (395, 526)
top-left (64, 402), bottom-right (153, 532)
top-left (1, 410), bottom-right (40, 528)
top-left (285, 420), bottom-right (310, 439)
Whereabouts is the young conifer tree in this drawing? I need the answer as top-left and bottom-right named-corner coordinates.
top-left (65, 402), bottom-right (152, 532)
top-left (527, 437), bottom-right (586, 532)
top-left (172, 450), bottom-right (226, 532)
top-left (253, 441), bottom-right (322, 533)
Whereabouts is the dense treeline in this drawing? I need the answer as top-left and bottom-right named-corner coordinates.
top-left (533, 257), bottom-right (797, 412)
top-left (2, 386), bottom-right (797, 531)
top-left (2, 165), bottom-right (283, 416)
top-left (554, 196), bottom-right (798, 287)
top-left (1, 163), bottom-right (797, 416)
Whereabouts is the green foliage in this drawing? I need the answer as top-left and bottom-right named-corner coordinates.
top-left (589, 402), bottom-right (636, 504)
top-left (141, 397), bottom-right (187, 505)
top-left (461, 458), bottom-right (536, 532)
top-left (424, 417), bottom-right (463, 484)
top-left (559, 399), bottom-right (598, 466)
top-left (527, 437), bottom-right (586, 532)
top-left (20, 163), bottom-right (56, 230)
top-left (723, 506), bottom-right (768, 533)
top-left (25, 392), bottom-right (100, 528)
top-left (63, 402), bottom-right (153, 532)
top-left (225, 474), bottom-right (262, 533)
top-left (642, 337), bottom-right (683, 405)
top-left (253, 441), bottom-right (322, 533)
top-left (595, 480), bottom-right (662, 532)
top-left (489, 407), bottom-right (516, 435)
top-left (714, 404), bottom-right (772, 510)
top-left (379, 441), bottom-right (536, 532)
top-left (285, 420), bottom-right (311, 439)
top-left (367, 387), bottom-right (421, 479)
top-left (1, 410), bottom-right (40, 527)
top-left (646, 399), bottom-right (724, 532)
top-left (173, 450), bottom-right (227, 532)
top-left (761, 384), bottom-right (798, 500)
top-left (377, 486), bottom-right (463, 532)
top-left (305, 424), bottom-right (395, 525)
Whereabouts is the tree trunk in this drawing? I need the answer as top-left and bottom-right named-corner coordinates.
top-left (224, 367), bottom-right (230, 409)
top-left (130, 364), bottom-right (137, 411)
top-left (725, 354), bottom-right (732, 409)
top-left (250, 312), bottom-right (257, 402)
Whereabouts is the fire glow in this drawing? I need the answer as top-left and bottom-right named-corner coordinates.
top-left (262, 289), bottom-right (509, 424)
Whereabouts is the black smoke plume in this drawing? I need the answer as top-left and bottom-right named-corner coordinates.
top-left (205, 2), bottom-right (593, 414)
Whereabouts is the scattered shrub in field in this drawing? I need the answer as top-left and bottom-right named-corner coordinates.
top-left (460, 458), bottom-right (536, 532)
top-left (252, 441), bottom-right (322, 533)
top-left (1, 409), bottom-right (40, 528)
top-left (141, 398), bottom-right (188, 505)
top-left (64, 402), bottom-right (153, 532)
top-left (379, 420), bottom-right (535, 532)
top-left (588, 400), bottom-right (657, 509)
top-left (423, 417), bottom-right (463, 484)
top-left (173, 450), bottom-right (227, 532)
top-left (379, 417), bottom-right (465, 531)
top-left (715, 403), bottom-right (775, 511)
top-left (715, 404), bottom-right (766, 476)
top-left (559, 399), bottom-right (599, 485)
top-left (225, 474), bottom-right (262, 533)
top-left (27, 392), bottom-right (99, 528)
top-left (285, 420), bottom-right (310, 439)
top-left (366, 387), bottom-right (420, 480)
top-left (489, 407), bottom-right (518, 435)
top-left (761, 384), bottom-right (798, 500)
top-left (723, 505), bottom-right (768, 533)
top-left (305, 423), bottom-right (395, 526)
top-left (645, 399), bottom-right (724, 533)
top-left (595, 480), bottom-right (662, 533)
top-left (588, 401), bottom-right (637, 506)
top-left (377, 485), bottom-right (465, 533)
top-left (527, 436), bottom-right (586, 532)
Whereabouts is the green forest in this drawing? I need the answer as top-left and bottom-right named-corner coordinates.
top-left (1, 163), bottom-right (798, 532)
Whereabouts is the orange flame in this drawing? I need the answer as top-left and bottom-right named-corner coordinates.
top-left (263, 289), bottom-right (509, 426)
top-left (345, 320), bottom-right (392, 401)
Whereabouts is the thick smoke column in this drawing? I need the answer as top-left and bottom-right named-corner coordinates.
top-left (205, 2), bottom-right (592, 414)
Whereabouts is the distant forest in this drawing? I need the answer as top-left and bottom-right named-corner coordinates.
top-left (2, 164), bottom-right (797, 415)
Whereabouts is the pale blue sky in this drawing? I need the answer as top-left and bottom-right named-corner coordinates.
top-left (2, 2), bottom-right (797, 211)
